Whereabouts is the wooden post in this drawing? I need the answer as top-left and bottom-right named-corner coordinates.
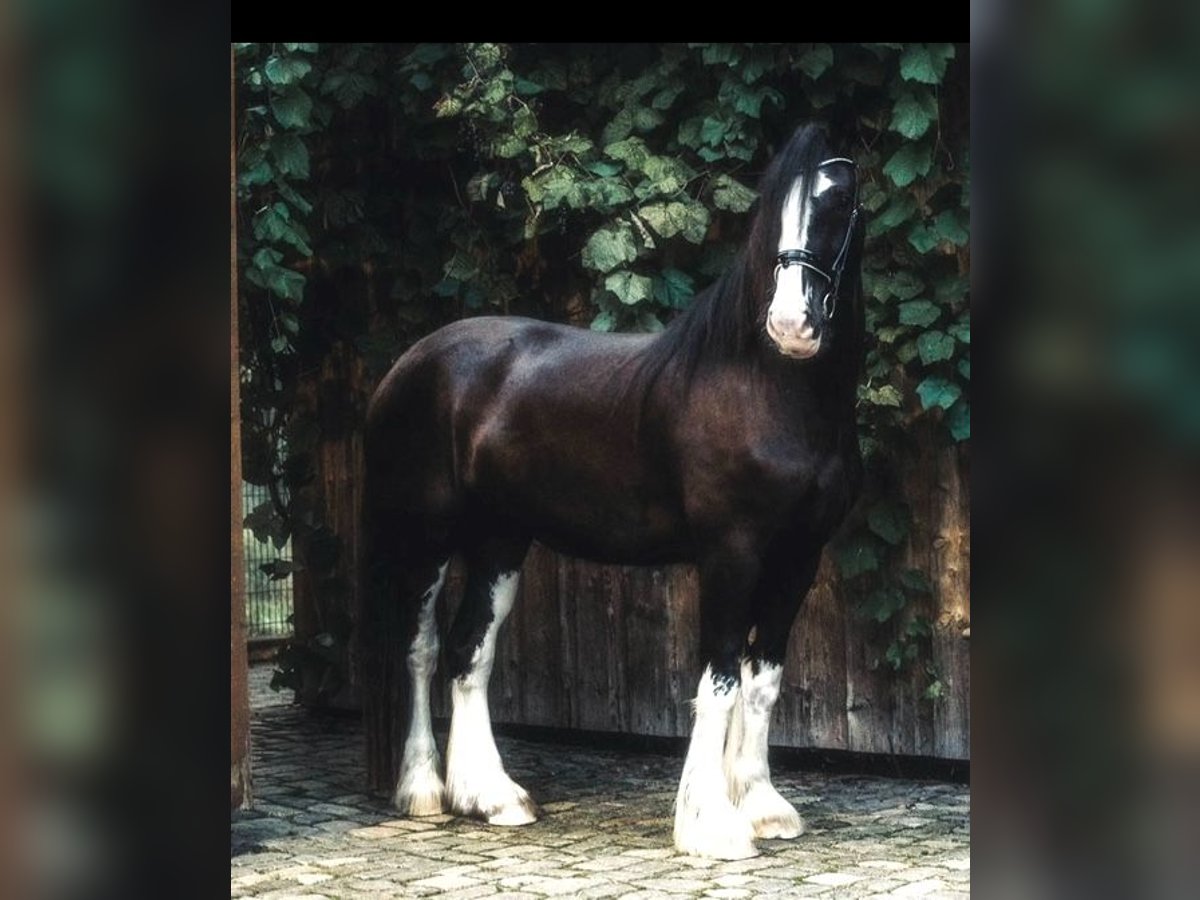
top-left (231, 48), bottom-right (252, 809)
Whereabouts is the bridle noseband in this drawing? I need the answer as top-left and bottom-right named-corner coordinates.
top-left (774, 157), bottom-right (861, 321)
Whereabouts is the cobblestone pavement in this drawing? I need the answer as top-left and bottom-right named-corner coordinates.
top-left (233, 665), bottom-right (969, 898)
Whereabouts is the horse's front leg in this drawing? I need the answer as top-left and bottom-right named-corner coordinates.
top-left (723, 554), bottom-right (820, 840)
top-left (674, 540), bottom-right (760, 860)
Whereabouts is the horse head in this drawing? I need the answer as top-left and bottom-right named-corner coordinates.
top-left (757, 129), bottom-right (864, 361)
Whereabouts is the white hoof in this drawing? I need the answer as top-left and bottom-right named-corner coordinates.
top-left (674, 800), bottom-right (758, 860)
top-left (737, 782), bottom-right (804, 840)
top-left (393, 759), bottom-right (446, 817)
top-left (447, 772), bottom-right (540, 826)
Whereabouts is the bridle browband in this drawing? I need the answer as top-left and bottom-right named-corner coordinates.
top-left (774, 157), bottom-right (861, 321)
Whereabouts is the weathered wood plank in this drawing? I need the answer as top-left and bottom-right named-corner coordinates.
top-left (776, 555), bottom-right (849, 750)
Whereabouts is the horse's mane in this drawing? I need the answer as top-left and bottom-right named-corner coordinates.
top-left (621, 123), bottom-right (832, 403)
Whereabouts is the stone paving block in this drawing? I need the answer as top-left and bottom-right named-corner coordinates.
top-left (805, 870), bottom-right (865, 886)
top-left (886, 878), bottom-right (953, 897)
top-left (410, 872), bottom-right (485, 891)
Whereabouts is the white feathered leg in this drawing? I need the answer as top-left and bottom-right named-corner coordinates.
top-left (723, 659), bottom-right (803, 839)
top-left (673, 666), bottom-right (758, 859)
top-left (393, 563), bottom-right (449, 816)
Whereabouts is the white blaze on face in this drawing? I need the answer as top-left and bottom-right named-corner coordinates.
top-left (767, 171), bottom-right (837, 359)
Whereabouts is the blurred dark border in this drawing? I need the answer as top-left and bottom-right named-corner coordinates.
top-left (15, 6), bottom-right (231, 898)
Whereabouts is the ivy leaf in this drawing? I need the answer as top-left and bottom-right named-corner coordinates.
top-left (493, 135), bottom-right (526, 158)
top-left (947, 399), bottom-right (970, 441)
top-left (711, 174), bottom-right (757, 213)
top-left (651, 83), bottom-right (684, 110)
top-left (239, 158), bottom-right (273, 187)
top-left (605, 270), bottom-right (653, 305)
top-left (933, 209), bottom-right (969, 246)
top-left (639, 155), bottom-right (696, 198)
top-left (251, 247), bottom-right (282, 270)
top-left (935, 274), bottom-right (970, 306)
top-left (798, 43), bottom-right (834, 80)
top-left (868, 194), bottom-right (918, 236)
top-left (270, 134), bottom-right (309, 179)
top-left (267, 266), bottom-right (306, 302)
top-left (639, 200), bottom-right (710, 244)
top-left (899, 43), bottom-right (956, 85)
top-left (271, 86), bottom-right (312, 129)
top-left (883, 141), bottom-right (933, 188)
top-left (264, 56), bottom-right (311, 86)
top-left (833, 531), bottom-right (881, 580)
top-left (512, 106), bottom-right (538, 139)
top-left (652, 268), bottom-right (694, 309)
top-left (700, 116), bottom-right (727, 147)
top-left (632, 106), bottom-right (664, 132)
top-left (889, 89), bottom-right (938, 139)
top-left (603, 108), bottom-right (635, 144)
top-left (916, 376), bottom-right (962, 411)
top-left (582, 221), bottom-right (638, 272)
top-left (898, 300), bottom-right (941, 327)
top-left (908, 224), bottom-right (940, 254)
top-left (591, 309), bottom-right (618, 332)
top-left (867, 269), bottom-right (923, 301)
top-left (700, 43), bottom-right (739, 66)
top-left (321, 70), bottom-right (375, 109)
top-left (867, 499), bottom-right (910, 546)
top-left (958, 358), bottom-right (970, 380)
top-left (948, 321), bottom-right (971, 344)
top-left (514, 77), bottom-right (544, 96)
top-left (604, 136), bottom-right (651, 169)
top-left (586, 160), bottom-right (622, 178)
top-left (916, 330), bottom-right (955, 364)
top-left (863, 384), bottom-right (903, 407)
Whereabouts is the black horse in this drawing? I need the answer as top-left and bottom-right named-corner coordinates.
top-left (362, 123), bottom-right (865, 859)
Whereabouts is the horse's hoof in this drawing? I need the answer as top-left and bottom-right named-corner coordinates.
top-left (674, 805), bottom-right (759, 860)
top-left (485, 792), bottom-right (541, 826)
top-left (395, 786), bottom-right (446, 817)
top-left (735, 782), bottom-right (803, 840)
top-left (674, 830), bottom-right (759, 861)
top-left (752, 812), bottom-right (804, 840)
top-left (448, 774), bottom-right (540, 826)
top-left (393, 762), bottom-right (447, 816)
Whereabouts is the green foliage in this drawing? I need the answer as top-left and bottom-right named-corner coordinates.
top-left (236, 42), bottom-right (969, 702)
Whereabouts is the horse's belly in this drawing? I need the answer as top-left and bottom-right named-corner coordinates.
top-left (481, 477), bottom-right (690, 565)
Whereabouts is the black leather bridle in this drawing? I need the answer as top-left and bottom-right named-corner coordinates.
top-left (774, 157), bottom-right (861, 321)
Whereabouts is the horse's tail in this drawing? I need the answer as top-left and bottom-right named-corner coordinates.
top-left (359, 453), bottom-right (407, 796)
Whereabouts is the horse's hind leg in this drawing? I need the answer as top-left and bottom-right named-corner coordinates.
top-left (723, 554), bottom-right (820, 840)
top-left (443, 533), bottom-right (538, 826)
top-left (393, 555), bottom-right (450, 816)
